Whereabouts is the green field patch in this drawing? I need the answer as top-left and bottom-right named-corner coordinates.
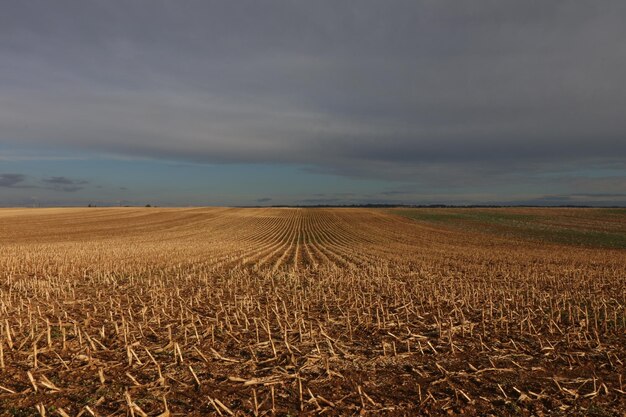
top-left (521, 227), bottom-right (626, 249)
top-left (394, 209), bottom-right (626, 249)
top-left (393, 209), bottom-right (537, 225)
top-left (458, 211), bottom-right (537, 223)
top-left (393, 210), bottom-right (463, 223)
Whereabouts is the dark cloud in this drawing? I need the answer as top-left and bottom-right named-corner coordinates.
top-left (41, 176), bottom-right (88, 192)
top-left (0, 173), bottom-right (89, 192)
top-left (256, 198), bottom-right (272, 203)
top-left (380, 190), bottom-right (411, 196)
top-left (42, 176), bottom-right (88, 186)
top-left (570, 193), bottom-right (626, 198)
top-left (0, 173), bottom-right (26, 187)
top-left (1, 1), bottom-right (625, 195)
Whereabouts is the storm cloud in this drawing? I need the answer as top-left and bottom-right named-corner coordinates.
top-left (1, 1), bottom-right (626, 202)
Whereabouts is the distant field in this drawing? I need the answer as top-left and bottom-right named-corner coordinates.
top-left (0, 208), bottom-right (624, 416)
top-left (394, 207), bottom-right (626, 248)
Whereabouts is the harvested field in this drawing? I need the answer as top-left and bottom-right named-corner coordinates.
top-left (0, 207), bottom-right (625, 416)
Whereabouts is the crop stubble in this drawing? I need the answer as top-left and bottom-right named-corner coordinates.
top-left (0, 207), bottom-right (624, 416)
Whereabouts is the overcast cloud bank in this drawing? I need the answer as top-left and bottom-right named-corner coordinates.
top-left (1, 1), bottom-right (625, 204)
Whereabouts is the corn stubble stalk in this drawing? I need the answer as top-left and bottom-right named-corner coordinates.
top-left (0, 207), bottom-right (624, 415)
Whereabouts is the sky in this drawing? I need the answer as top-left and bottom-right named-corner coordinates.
top-left (1, 1), bottom-right (626, 207)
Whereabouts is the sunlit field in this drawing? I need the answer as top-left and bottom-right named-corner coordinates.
top-left (0, 208), bottom-right (624, 416)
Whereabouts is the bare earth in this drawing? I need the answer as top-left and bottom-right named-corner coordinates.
top-left (0, 207), bottom-right (625, 416)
